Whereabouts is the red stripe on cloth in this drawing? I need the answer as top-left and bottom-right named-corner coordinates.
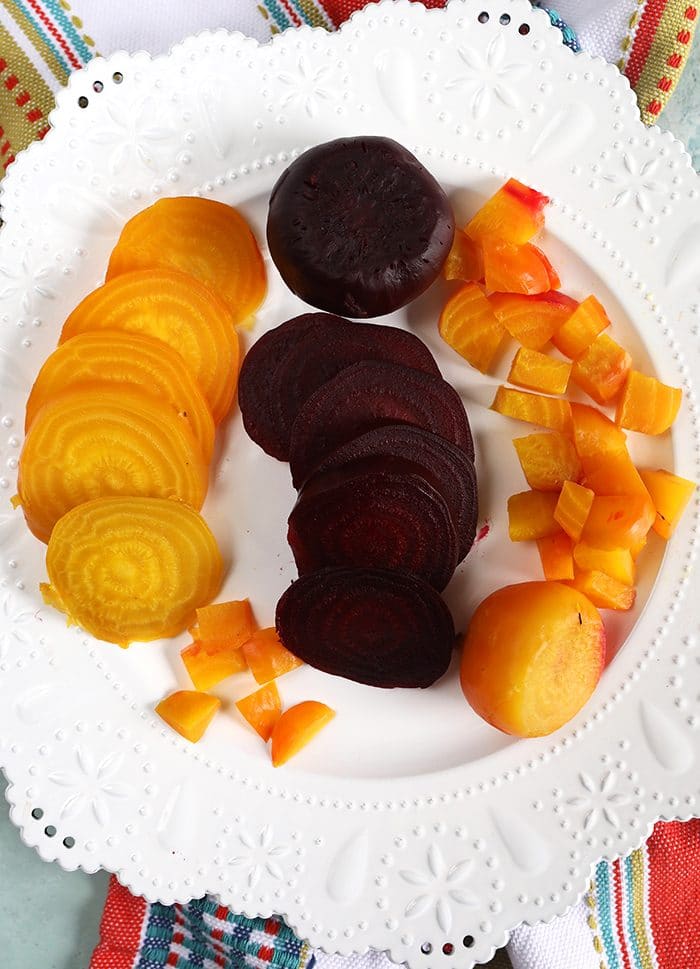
top-left (258, 946), bottom-right (276, 962)
top-left (626, 0), bottom-right (669, 88)
top-left (264, 918), bottom-right (281, 936)
top-left (1, 141), bottom-right (10, 155)
top-left (3, 155), bottom-right (15, 170)
top-left (612, 859), bottom-right (634, 969)
top-left (5, 75), bottom-right (18, 90)
top-left (166, 953), bottom-right (179, 967)
top-left (26, 107), bottom-right (43, 123)
top-left (15, 91), bottom-right (30, 107)
top-left (648, 820), bottom-right (700, 969)
top-left (0, 58), bottom-right (6, 72)
top-left (37, 125), bottom-right (50, 139)
top-left (24, 0), bottom-right (82, 70)
top-left (318, 0), bottom-right (444, 28)
top-left (90, 876), bottom-right (148, 969)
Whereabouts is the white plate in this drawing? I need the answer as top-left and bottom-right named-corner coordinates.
top-left (0, 1), bottom-right (698, 965)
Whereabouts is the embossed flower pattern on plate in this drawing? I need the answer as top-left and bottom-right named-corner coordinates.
top-left (400, 844), bottom-right (478, 933)
top-left (446, 32), bottom-right (529, 118)
top-left (603, 153), bottom-right (663, 213)
top-left (278, 58), bottom-right (334, 118)
top-left (0, 594), bottom-right (35, 661)
top-left (88, 99), bottom-right (175, 175)
top-left (0, 253), bottom-right (55, 315)
top-left (48, 747), bottom-right (131, 826)
top-left (565, 771), bottom-right (630, 831)
top-left (229, 825), bottom-right (291, 887)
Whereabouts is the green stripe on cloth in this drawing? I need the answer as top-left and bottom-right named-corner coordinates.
top-left (136, 898), bottom-right (313, 969)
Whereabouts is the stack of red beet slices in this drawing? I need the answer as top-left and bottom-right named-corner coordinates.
top-left (238, 313), bottom-right (478, 688)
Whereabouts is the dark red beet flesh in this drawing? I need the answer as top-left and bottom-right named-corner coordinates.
top-left (310, 425), bottom-right (478, 562)
top-left (288, 360), bottom-right (474, 488)
top-left (237, 313), bottom-right (440, 461)
top-left (289, 469), bottom-right (459, 590)
top-left (266, 136), bottom-right (455, 318)
top-left (276, 567), bottom-right (454, 688)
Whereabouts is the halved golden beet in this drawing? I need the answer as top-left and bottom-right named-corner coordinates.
top-left (460, 581), bottom-right (605, 737)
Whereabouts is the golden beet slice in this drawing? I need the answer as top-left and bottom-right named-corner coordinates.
top-left (18, 384), bottom-right (208, 542)
top-left (107, 197), bottom-right (266, 325)
top-left (25, 330), bottom-right (215, 460)
top-left (43, 497), bottom-right (223, 646)
top-left (60, 269), bottom-right (240, 424)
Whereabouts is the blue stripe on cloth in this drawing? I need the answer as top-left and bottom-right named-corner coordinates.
top-left (595, 860), bottom-right (622, 969)
top-left (41, 0), bottom-right (94, 63)
top-left (6, 0), bottom-right (73, 78)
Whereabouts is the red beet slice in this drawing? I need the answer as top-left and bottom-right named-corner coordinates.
top-left (237, 313), bottom-right (440, 460)
top-left (276, 567), bottom-right (454, 688)
top-left (310, 425), bottom-right (478, 562)
top-left (267, 136), bottom-right (455, 318)
top-left (288, 360), bottom-right (474, 488)
top-left (289, 469), bottom-right (459, 590)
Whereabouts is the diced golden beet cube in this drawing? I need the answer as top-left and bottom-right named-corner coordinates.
top-left (581, 448), bottom-right (651, 499)
top-left (573, 543), bottom-right (635, 586)
top-left (536, 533), bottom-right (575, 580)
top-left (181, 639), bottom-right (248, 691)
top-left (513, 432), bottom-right (582, 491)
top-left (580, 495), bottom-right (655, 551)
top-left (554, 481), bottom-right (595, 542)
top-left (571, 402), bottom-right (627, 458)
top-left (439, 282), bottom-right (506, 373)
top-left (551, 295), bottom-right (611, 359)
top-left (482, 239), bottom-right (557, 295)
top-left (492, 386), bottom-right (573, 434)
top-left (569, 570), bottom-right (636, 611)
top-left (616, 371), bottom-right (682, 435)
top-left (155, 690), bottom-right (220, 743)
top-left (242, 626), bottom-right (304, 684)
top-left (508, 347), bottom-right (571, 395)
top-left (489, 292), bottom-right (578, 350)
top-left (465, 178), bottom-right (549, 245)
top-left (271, 700), bottom-right (335, 767)
top-left (235, 682), bottom-right (282, 742)
top-left (507, 491), bottom-right (561, 541)
top-left (443, 229), bottom-right (484, 281)
top-left (639, 468), bottom-right (696, 539)
top-left (192, 599), bottom-right (256, 650)
top-left (571, 334), bottom-right (632, 405)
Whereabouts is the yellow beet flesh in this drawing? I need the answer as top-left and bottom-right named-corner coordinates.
top-left (43, 496), bottom-right (223, 646)
top-left (460, 581), bottom-right (605, 737)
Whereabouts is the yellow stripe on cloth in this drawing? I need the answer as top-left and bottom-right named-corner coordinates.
top-left (629, 847), bottom-right (657, 969)
top-left (1, 0), bottom-right (68, 85)
top-left (0, 24), bottom-right (54, 162)
top-left (635, 1), bottom-right (698, 125)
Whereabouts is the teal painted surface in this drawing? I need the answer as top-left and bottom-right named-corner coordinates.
top-left (0, 775), bottom-right (109, 969)
top-left (0, 38), bottom-right (697, 969)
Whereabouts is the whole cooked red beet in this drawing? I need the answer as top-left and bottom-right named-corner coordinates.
top-left (289, 469), bottom-right (459, 590)
top-left (288, 360), bottom-right (474, 488)
top-left (276, 567), bottom-right (454, 688)
top-left (310, 425), bottom-right (478, 562)
top-left (237, 313), bottom-right (440, 460)
top-left (266, 137), bottom-right (455, 318)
